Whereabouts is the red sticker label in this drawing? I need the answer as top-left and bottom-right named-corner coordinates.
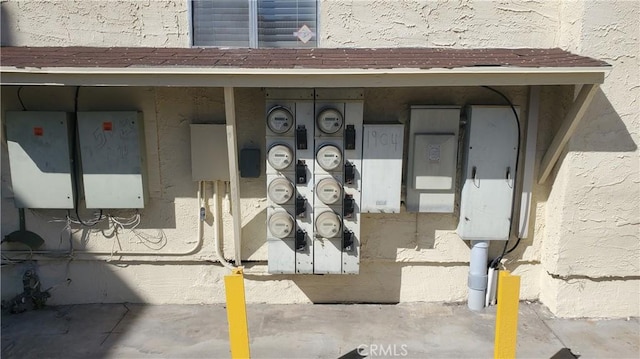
top-left (103, 122), bottom-right (113, 131)
top-left (33, 127), bottom-right (43, 136)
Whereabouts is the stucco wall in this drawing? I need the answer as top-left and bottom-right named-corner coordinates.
top-left (1, 0), bottom-right (638, 318)
top-left (0, 0), bottom-right (190, 47)
top-left (539, 0), bottom-right (640, 317)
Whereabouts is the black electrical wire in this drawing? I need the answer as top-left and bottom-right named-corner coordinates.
top-left (17, 86), bottom-right (26, 111)
top-left (69, 87), bottom-right (104, 227)
top-left (480, 86), bottom-right (523, 268)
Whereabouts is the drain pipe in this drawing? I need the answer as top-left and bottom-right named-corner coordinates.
top-left (468, 240), bottom-right (489, 311)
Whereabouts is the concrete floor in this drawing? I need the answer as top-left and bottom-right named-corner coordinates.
top-left (1, 302), bottom-right (638, 359)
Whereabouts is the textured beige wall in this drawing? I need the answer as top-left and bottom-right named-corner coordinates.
top-left (320, 0), bottom-right (561, 48)
top-left (0, 0), bottom-right (190, 47)
top-left (1, 0), bottom-right (638, 317)
top-left (540, 0), bottom-right (639, 317)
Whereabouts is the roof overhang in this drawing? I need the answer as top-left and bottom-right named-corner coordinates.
top-left (0, 66), bottom-right (607, 87)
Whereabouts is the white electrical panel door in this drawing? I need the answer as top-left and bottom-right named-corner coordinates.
top-left (361, 124), bottom-right (404, 213)
top-left (5, 112), bottom-right (75, 209)
top-left (457, 106), bottom-right (519, 241)
top-left (77, 112), bottom-right (146, 209)
top-left (406, 106), bottom-right (461, 213)
top-left (190, 124), bottom-right (230, 181)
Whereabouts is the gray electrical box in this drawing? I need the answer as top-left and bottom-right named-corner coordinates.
top-left (457, 106), bottom-right (519, 240)
top-left (406, 106), bottom-right (461, 213)
top-left (77, 111), bottom-right (146, 209)
top-left (190, 124), bottom-right (230, 181)
top-left (361, 124), bottom-right (404, 213)
top-left (5, 111), bottom-right (75, 209)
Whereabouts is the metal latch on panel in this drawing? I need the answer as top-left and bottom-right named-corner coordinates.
top-left (296, 125), bottom-right (308, 150)
top-left (343, 230), bottom-right (354, 251)
top-left (344, 161), bottom-right (355, 184)
top-left (343, 194), bottom-right (355, 218)
top-left (296, 160), bottom-right (307, 184)
top-left (295, 229), bottom-right (307, 251)
top-left (345, 125), bottom-right (356, 150)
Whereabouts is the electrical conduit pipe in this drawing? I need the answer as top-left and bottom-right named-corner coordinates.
top-left (214, 180), bottom-right (235, 270)
top-left (3, 181), bottom-right (229, 260)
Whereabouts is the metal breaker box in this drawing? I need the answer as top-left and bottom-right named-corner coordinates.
top-left (361, 124), bottom-right (404, 213)
top-left (406, 106), bottom-right (461, 213)
top-left (5, 111), bottom-right (75, 209)
top-left (190, 124), bottom-right (230, 182)
top-left (77, 111), bottom-right (146, 209)
top-left (457, 106), bottom-right (519, 240)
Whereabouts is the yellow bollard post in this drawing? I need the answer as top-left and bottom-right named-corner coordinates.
top-left (224, 268), bottom-right (250, 359)
top-left (494, 270), bottom-right (521, 359)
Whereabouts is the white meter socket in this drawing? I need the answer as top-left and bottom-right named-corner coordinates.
top-left (267, 106), bottom-right (294, 134)
top-left (316, 145), bottom-right (342, 171)
top-left (268, 211), bottom-right (294, 239)
top-left (268, 144), bottom-right (293, 171)
top-left (316, 178), bottom-right (342, 205)
top-left (316, 108), bottom-right (344, 134)
top-left (267, 178), bottom-right (294, 204)
top-left (315, 211), bottom-right (342, 238)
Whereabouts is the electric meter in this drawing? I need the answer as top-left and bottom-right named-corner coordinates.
top-left (267, 178), bottom-right (294, 204)
top-left (316, 178), bottom-right (342, 205)
top-left (316, 108), bottom-right (344, 134)
top-left (316, 145), bottom-right (342, 171)
top-left (268, 211), bottom-right (294, 238)
top-left (315, 211), bottom-right (342, 238)
top-left (267, 144), bottom-right (293, 171)
top-left (267, 106), bottom-right (294, 134)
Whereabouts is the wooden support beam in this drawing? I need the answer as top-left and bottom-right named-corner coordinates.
top-left (224, 87), bottom-right (243, 266)
top-left (538, 84), bottom-right (599, 184)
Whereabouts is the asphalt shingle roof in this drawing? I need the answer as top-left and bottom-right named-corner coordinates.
top-left (0, 47), bottom-right (610, 69)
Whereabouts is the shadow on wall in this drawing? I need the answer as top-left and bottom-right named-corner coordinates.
top-left (1, 260), bottom-right (147, 359)
top-left (1, 2), bottom-right (13, 46)
top-left (0, 85), bottom-right (226, 358)
top-left (569, 89), bottom-right (637, 153)
top-left (245, 262), bottom-right (403, 303)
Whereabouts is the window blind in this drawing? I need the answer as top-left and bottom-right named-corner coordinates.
top-left (192, 0), bottom-right (251, 47)
top-left (192, 0), bottom-right (317, 48)
top-left (257, 0), bottom-right (317, 47)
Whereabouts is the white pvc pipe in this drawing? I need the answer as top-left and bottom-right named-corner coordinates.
top-left (486, 267), bottom-right (495, 307)
top-left (214, 180), bottom-right (235, 270)
top-left (468, 240), bottom-right (489, 311)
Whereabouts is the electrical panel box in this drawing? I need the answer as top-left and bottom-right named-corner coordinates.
top-left (406, 106), bottom-right (461, 213)
top-left (77, 111), bottom-right (146, 209)
top-left (361, 124), bottom-right (404, 213)
top-left (190, 124), bottom-right (230, 181)
top-left (5, 111), bottom-right (75, 209)
top-left (457, 106), bottom-right (519, 240)
top-left (265, 89), bottom-right (314, 274)
top-left (265, 89), bottom-right (363, 275)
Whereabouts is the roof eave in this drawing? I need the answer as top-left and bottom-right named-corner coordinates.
top-left (0, 66), bottom-right (608, 87)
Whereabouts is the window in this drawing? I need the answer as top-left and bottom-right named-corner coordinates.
top-left (192, 0), bottom-right (317, 48)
